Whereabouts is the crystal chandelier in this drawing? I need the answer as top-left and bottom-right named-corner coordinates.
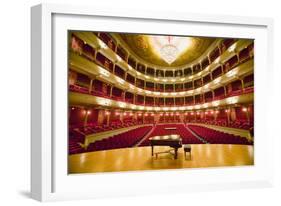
top-left (149, 35), bottom-right (193, 64)
top-left (160, 44), bottom-right (179, 64)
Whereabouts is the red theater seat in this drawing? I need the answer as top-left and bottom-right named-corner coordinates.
top-left (86, 126), bottom-right (153, 152)
top-left (140, 124), bottom-right (203, 146)
top-left (188, 125), bottom-right (252, 145)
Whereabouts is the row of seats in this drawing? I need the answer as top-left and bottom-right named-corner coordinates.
top-left (68, 129), bottom-right (86, 155)
top-left (70, 120), bottom-right (138, 135)
top-left (86, 126), bottom-right (153, 152)
top-left (190, 119), bottom-right (253, 130)
top-left (69, 122), bottom-right (253, 154)
top-left (140, 124), bottom-right (203, 146)
top-left (187, 125), bottom-right (252, 145)
top-left (68, 121), bottom-right (141, 154)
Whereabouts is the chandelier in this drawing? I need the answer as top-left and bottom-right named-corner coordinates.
top-left (149, 35), bottom-right (193, 64)
top-left (160, 44), bottom-right (179, 64)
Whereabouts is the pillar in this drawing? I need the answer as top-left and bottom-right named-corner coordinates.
top-left (230, 107), bottom-right (236, 122)
top-left (106, 112), bottom-right (110, 126)
top-left (241, 79), bottom-right (245, 92)
top-left (154, 113), bottom-right (160, 123)
top-left (97, 109), bottom-right (105, 126)
top-left (179, 113), bottom-right (184, 123)
top-left (89, 79), bottom-right (93, 94)
top-left (110, 85), bottom-right (113, 97)
top-left (133, 94), bottom-right (136, 104)
top-left (120, 112), bottom-right (124, 124)
top-left (83, 109), bottom-right (89, 127)
top-left (226, 108), bottom-right (231, 125)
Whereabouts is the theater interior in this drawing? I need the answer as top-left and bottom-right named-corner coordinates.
top-left (68, 31), bottom-right (254, 174)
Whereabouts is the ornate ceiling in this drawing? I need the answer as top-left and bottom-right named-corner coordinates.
top-left (118, 33), bottom-right (217, 67)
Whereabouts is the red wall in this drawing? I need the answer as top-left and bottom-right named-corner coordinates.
top-left (69, 107), bottom-right (85, 127)
top-left (86, 109), bottom-right (99, 125)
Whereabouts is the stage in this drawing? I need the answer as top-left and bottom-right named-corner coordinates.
top-left (68, 144), bottom-right (254, 174)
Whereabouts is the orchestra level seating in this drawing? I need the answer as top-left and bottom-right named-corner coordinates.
top-left (86, 126), bottom-right (153, 152)
top-left (187, 124), bottom-right (252, 145)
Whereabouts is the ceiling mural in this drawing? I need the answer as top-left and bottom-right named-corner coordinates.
top-left (118, 33), bottom-right (217, 67)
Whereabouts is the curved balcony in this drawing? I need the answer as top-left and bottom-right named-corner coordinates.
top-left (69, 89), bottom-right (253, 112)
top-left (72, 31), bottom-right (253, 83)
top-left (70, 51), bottom-right (253, 98)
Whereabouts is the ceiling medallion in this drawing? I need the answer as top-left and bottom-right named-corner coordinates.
top-left (149, 35), bottom-right (193, 64)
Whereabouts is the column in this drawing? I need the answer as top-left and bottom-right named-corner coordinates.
top-left (223, 86), bottom-right (227, 97)
top-left (83, 109), bottom-right (89, 127)
top-left (202, 93), bottom-right (205, 103)
top-left (110, 85), bottom-right (113, 97)
top-left (179, 113), bottom-right (184, 123)
top-left (97, 109), bottom-right (105, 126)
top-left (226, 108), bottom-right (231, 125)
top-left (154, 113), bottom-right (160, 123)
top-left (124, 71), bottom-right (128, 80)
top-left (89, 79), bottom-right (93, 94)
top-left (236, 53), bottom-right (240, 63)
top-left (241, 79), bottom-right (245, 92)
top-left (112, 63), bottom-right (116, 75)
top-left (133, 94), bottom-right (136, 104)
top-left (208, 55), bottom-right (211, 65)
top-left (122, 91), bottom-right (126, 101)
top-left (120, 112), bottom-right (124, 124)
top-left (133, 112), bottom-right (137, 122)
top-left (214, 110), bottom-right (218, 121)
top-left (230, 107), bottom-right (236, 122)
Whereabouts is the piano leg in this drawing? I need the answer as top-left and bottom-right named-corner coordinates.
top-left (174, 148), bottom-right (178, 159)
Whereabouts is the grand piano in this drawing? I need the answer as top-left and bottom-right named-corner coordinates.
top-left (149, 134), bottom-right (182, 159)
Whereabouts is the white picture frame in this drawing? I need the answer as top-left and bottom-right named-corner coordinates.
top-left (31, 3), bottom-right (274, 202)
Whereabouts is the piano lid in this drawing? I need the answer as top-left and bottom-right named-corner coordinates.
top-left (149, 134), bottom-right (181, 141)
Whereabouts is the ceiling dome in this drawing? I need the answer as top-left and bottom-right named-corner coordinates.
top-left (119, 33), bottom-right (216, 67)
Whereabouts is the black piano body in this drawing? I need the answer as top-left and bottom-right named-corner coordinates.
top-left (149, 135), bottom-right (182, 159)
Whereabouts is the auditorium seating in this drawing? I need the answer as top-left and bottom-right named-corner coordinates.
top-left (140, 124), bottom-right (203, 146)
top-left (186, 119), bottom-right (253, 130)
top-left (86, 126), bottom-right (153, 152)
top-left (68, 128), bottom-right (86, 154)
top-left (188, 124), bottom-right (252, 145)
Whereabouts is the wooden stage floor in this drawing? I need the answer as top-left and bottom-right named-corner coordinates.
top-left (68, 144), bottom-right (254, 174)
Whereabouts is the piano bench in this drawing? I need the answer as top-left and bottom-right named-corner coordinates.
top-left (183, 144), bottom-right (191, 160)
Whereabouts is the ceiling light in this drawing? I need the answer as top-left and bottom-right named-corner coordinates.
top-left (149, 35), bottom-right (193, 64)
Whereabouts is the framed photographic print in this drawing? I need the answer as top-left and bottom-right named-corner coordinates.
top-left (31, 3), bottom-right (274, 201)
